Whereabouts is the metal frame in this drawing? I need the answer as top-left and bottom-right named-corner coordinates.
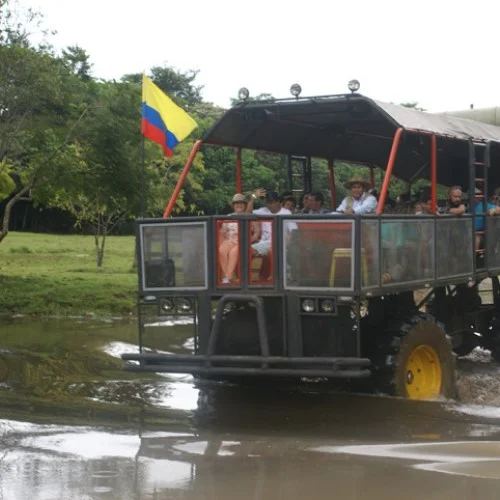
top-left (139, 220), bottom-right (210, 292)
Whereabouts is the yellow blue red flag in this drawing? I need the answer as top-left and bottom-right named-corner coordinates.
top-left (141, 74), bottom-right (198, 156)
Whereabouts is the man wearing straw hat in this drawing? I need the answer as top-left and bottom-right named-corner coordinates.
top-left (335, 176), bottom-right (377, 214)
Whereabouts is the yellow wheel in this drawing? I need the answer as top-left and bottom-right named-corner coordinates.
top-left (404, 345), bottom-right (442, 400)
top-left (392, 316), bottom-right (456, 400)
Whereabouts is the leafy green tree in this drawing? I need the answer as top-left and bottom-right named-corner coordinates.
top-left (0, 2), bottom-right (90, 243)
top-left (45, 80), bottom-right (142, 266)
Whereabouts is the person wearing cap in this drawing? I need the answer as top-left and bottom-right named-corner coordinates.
top-left (218, 193), bottom-right (248, 283)
top-left (335, 176), bottom-right (377, 214)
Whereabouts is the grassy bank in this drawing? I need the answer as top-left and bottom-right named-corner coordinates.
top-left (0, 232), bottom-right (137, 316)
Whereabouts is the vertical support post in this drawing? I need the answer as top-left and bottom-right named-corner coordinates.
top-left (140, 136), bottom-right (146, 218)
top-left (236, 147), bottom-right (243, 193)
top-left (163, 140), bottom-right (203, 218)
top-left (328, 158), bottom-right (336, 209)
top-left (468, 139), bottom-right (477, 272)
top-left (484, 140), bottom-right (491, 270)
top-left (306, 156), bottom-right (312, 192)
top-left (376, 128), bottom-right (404, 214)
top-left (287, 154), bottom-right (293, 191)
top-left (369, 166), bottom-right (375, 188)
top-left (430, 135), bottom-right (437, 213)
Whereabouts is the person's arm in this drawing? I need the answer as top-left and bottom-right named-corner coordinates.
top-left (246, 188), bottom-right (266, 213)
top-left (353, 195), bottom-right (377, 214)
top-left (336, 198), bottom-right (347, 213)
top-left (489, 205), bottom-right (500, 216)
top-left (448, 204), bottom-right (466, 215)
top-left (251, 221), bottom-right (261, 242)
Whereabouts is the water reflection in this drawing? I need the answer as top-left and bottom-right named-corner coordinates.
top-left (2, 417), bottom-right (500, 500)
top-left (1, 318), bottom-right (500, 499)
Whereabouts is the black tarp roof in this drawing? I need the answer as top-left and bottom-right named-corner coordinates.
top-left (202, 94), bottom-right (500, 188)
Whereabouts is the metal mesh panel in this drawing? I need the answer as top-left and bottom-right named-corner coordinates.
top-left (437, 218), bottom-right (473, 278)
top-left (283, 219), bottom-right (353, 290)
top-left (141, 223), bottom-right (207, 290)
top-left (381, 219), bottom-right (434, 285)
top-left (361, 220), bottom-right (379, 288)
top-left (487, 216), bottom-right (500, 270)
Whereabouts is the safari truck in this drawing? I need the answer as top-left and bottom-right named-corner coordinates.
top-left (122, 83), bottom-right (500, 401)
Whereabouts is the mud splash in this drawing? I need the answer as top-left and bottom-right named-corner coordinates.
top-left (456, 348), bottom-right (500, 406)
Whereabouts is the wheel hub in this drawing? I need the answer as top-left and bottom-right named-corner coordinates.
top-left (404, 344), bottom-right (442, 400)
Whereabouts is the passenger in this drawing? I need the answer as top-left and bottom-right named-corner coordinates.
top-left (491, 187), bottom-right (500, 206)
top-left (335, 176), bottom-right (377, 214)
top-left (474, 187), bottom-right (500, 250)
top-left (249, 191), bottom-right (294, 256)
top-left (219, 193), bottom-right (247, 283)
top-left (444, 186), bottom-right (466, 215)
top-left (300, 192), bottom-right (312, 213)
top-left (415, 195), bottom-right (432, 215)
top-left (307, 191), bottom-right (330, 214)
top-left (282, 195), bottom-right (297, 213)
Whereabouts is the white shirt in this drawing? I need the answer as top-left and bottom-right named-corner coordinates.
top-left (336, 193), bottom-right (377, 214)
top-left (253, 207), bottom-right (295, 241)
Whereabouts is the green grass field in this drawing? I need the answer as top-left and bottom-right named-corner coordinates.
top-left (0, 232), bottom-right (138, 316)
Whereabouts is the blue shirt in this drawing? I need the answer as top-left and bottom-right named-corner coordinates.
top-left (475, 202), bottom-right (496, 231)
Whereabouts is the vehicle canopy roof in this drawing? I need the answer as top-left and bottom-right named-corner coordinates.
top-left (203, 94), bottom-right (500, 189)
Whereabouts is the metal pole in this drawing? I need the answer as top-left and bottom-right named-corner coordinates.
top-left (376, 127), bottom-right (404, 214)
top-left (140, 135), bottom-right (145, 218)
top-left (430, 135), bottom-right (437, 213)
top-left (236, 147), bottom-right (242, 193)
top-left (328, 158), bottom-right (336, 209)
top-left (163, 140), bottom-right (203, 218)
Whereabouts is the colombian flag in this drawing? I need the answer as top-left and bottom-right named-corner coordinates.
top-left (141, 74), bottom-right (198, 156)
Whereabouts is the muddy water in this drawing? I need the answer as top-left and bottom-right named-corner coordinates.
top-left (1, 318), bottom-right (500, 500)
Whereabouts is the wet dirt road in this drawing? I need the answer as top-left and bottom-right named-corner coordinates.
top-left (1, 317), bottom-right (500, 500)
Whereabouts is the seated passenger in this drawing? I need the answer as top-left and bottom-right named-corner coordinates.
top-left (248, 191), bottom-right (293, 256)
top-left (415, 195), bottom-right (433, 215)
top-left (474, 187), bottom-right (500, 250)
top-left (219, 193), bottom-right (248, 283)
top-left (282, 195), bottom-right (297, 213)
top-left (300, 192), bottom-right (312, 213)
top-left (442, 186), bottom-right (466, 215)
top-left (336, 176), bottom-right (377, 214)
top-left (307, 191), bottom-right (330, 214)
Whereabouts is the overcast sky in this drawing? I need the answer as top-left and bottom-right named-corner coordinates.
top-left (19, 0), bottom-right (500, 112)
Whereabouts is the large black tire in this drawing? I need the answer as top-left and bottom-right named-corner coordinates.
top-left (374, 314), bottom-right (457, 400)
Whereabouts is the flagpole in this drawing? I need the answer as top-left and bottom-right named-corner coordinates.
top-left (140, 133), bottom-right (145, 218)
top-left (140, 73), bottom-right (145, 218)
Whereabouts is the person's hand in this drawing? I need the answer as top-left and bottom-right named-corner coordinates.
top-left (344, 208), bottom-right (354, 214)
top-left (253, 188), bottom-right (266, 199)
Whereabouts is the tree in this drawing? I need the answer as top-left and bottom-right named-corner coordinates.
top-left (45, 80), bottom-right (142, 266)
top-left (0, 1), bottom-right (91, 244)
top-left (61, 45), bottom-right (92, 80)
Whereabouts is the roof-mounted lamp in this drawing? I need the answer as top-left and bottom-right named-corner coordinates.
top-left (290, 83), bottom-right (302, 99)
top-left (238, 87), bottom-right (250, 102)
top-left (348, 79), bottom-right (360, 93)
